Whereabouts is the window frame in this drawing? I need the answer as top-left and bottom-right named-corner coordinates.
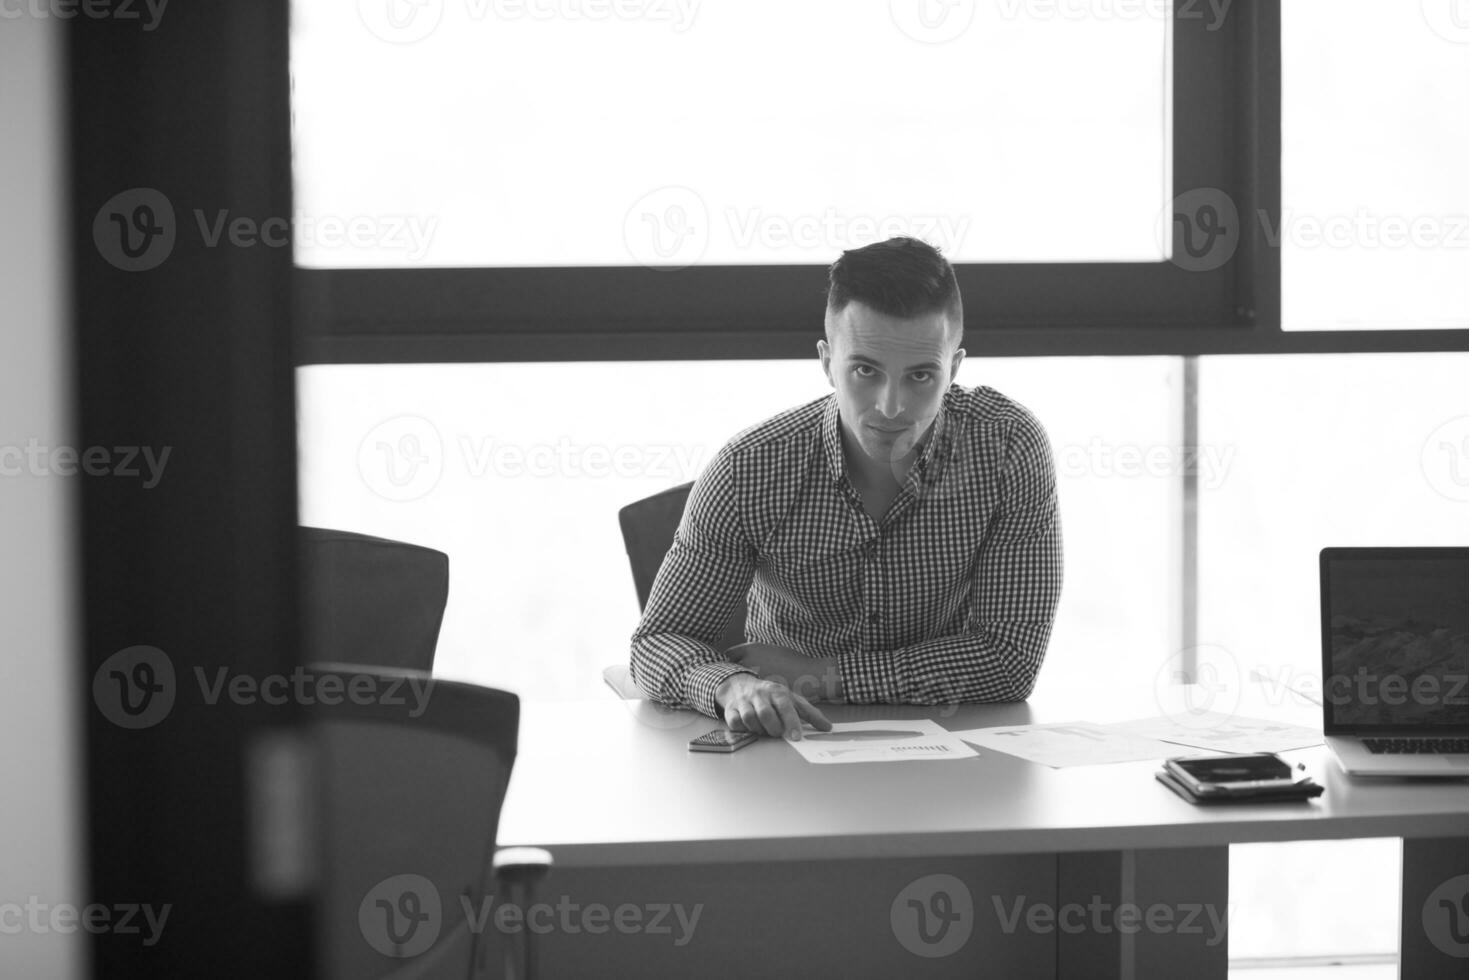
top-left (294, 1), bottom-right (1467, 364)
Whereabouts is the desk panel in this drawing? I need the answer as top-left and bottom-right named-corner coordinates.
top-left (510, 854), bottom-right (1055, 979)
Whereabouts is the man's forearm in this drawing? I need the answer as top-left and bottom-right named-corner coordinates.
top-left (764, 656), bottom-right (844, 703)
top-left (805, 659), bottom-right (844, 702)
top-left (838, 621), bottom-right (1054, 704)
top-left (726, 644), bottom-right (844, 702)
top-left (630, 632), bottom-right (756, 717)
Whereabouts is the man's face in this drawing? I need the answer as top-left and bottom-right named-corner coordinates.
top-left (818, 301), bottom-right (964, 477)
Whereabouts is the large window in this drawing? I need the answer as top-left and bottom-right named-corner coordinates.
top-left (292, 0), bottom-right (1171, 268)
top-left (1282, 0), bottom-right (1469, 331)
top-left (1197, 352), bottom-right (1469, 698)
top-left (297, 356), bottom-right (1180, 699)
top-left (291, 0), bottom-right (1273, 361)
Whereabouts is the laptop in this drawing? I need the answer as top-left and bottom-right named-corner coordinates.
top-left (1321, 547), bottom-right (1469, 777)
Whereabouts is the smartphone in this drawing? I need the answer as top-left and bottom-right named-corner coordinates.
top-left (688, 729), bottom-right (759, 753)
top-left (1166, 753), bottom-right (1296, 794)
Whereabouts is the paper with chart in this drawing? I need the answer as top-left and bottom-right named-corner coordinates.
top-left (1104, 712), bottom-right (1323, 753)
top-left (787, 719), bottom-right (978, 764)
top-left (950, 721), bottom-right (1183, 768)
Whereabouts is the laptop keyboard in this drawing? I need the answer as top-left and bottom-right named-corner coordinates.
top-left (1362, 738), bottom-right (1469, 754)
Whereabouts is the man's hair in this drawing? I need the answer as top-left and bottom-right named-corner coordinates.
top-left (825, 237), bottom-right (963, 344)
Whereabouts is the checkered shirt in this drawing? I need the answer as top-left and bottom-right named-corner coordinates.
top-left (629, 384), bottom-right (1063, 719)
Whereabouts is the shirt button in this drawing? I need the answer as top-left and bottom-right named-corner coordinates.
top-left (867, 612), bottom-right (880, 625)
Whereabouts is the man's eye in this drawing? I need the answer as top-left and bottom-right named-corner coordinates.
top-left (853, 365), bottom-right (875, 378)
top-left (911, 371), bottom-right (933, 383)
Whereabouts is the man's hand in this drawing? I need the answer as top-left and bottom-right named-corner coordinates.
top-left (726, 643), bottom-right (845, 703)
top-left (713, 673), bottom-right (833, 739)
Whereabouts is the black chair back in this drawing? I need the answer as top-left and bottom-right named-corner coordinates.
top-left (617, 483), bottom-right (747, 651)
top-left (311, 665), bottom-right (520, 980)
top-left (300, 527), bottom-right (449, 673)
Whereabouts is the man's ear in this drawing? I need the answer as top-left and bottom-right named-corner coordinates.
top-left (949, 347), bottom-right (966, 382)
top-left (817, 338), bottom-right (834, 388)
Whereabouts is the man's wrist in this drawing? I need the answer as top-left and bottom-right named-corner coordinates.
top-left (713, 669), bottom-right (757, 712)
top-left (823, 657), bottom-right (845, 701)
top-left (785, 658), bottom-right (843, 702)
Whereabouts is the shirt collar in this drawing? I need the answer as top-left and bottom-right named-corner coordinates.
top-left (910, 391), bottom-right (953, 490)
top-left (820, 395), bottom-right (846, 484)
top-left (820, 387), bottom-right (955, 487)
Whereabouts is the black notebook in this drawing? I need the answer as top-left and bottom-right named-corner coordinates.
top-left (1155, 768), bottom-right (1324, 805)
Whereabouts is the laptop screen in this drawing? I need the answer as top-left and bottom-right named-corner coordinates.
top-left (1322, 549), bottom-right (1469, 732)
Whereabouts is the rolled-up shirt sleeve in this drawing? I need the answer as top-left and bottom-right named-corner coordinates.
top-left (629, 446), bottom-right (759, 717)
top-left (838, 411), bottom-right (1063, 704)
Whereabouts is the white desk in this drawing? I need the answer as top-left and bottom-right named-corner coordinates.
top-left (499, 687), bottom-right (1469, 978)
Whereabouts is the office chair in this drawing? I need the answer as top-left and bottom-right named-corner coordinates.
top-left (311, 664), bottom-right (551, 980)
top-left (299, 526), bottom-right (450, 673)
top-left (608, 482), bottom-right (748, 698)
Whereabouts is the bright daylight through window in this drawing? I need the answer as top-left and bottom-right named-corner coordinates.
top-left (291, 0), bottom-right (1170, 268)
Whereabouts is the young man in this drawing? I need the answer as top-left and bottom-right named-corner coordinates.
top-left (630, 237), bottom-right (1063, 738)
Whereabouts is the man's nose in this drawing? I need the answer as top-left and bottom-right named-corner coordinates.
top-left (875, 382), bottom-right (902, 419)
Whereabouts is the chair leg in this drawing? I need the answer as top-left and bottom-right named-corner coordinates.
top-left (501, 879), bottom-right (531, 980)
top-left (491, 846), bottom-right (553, 980)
